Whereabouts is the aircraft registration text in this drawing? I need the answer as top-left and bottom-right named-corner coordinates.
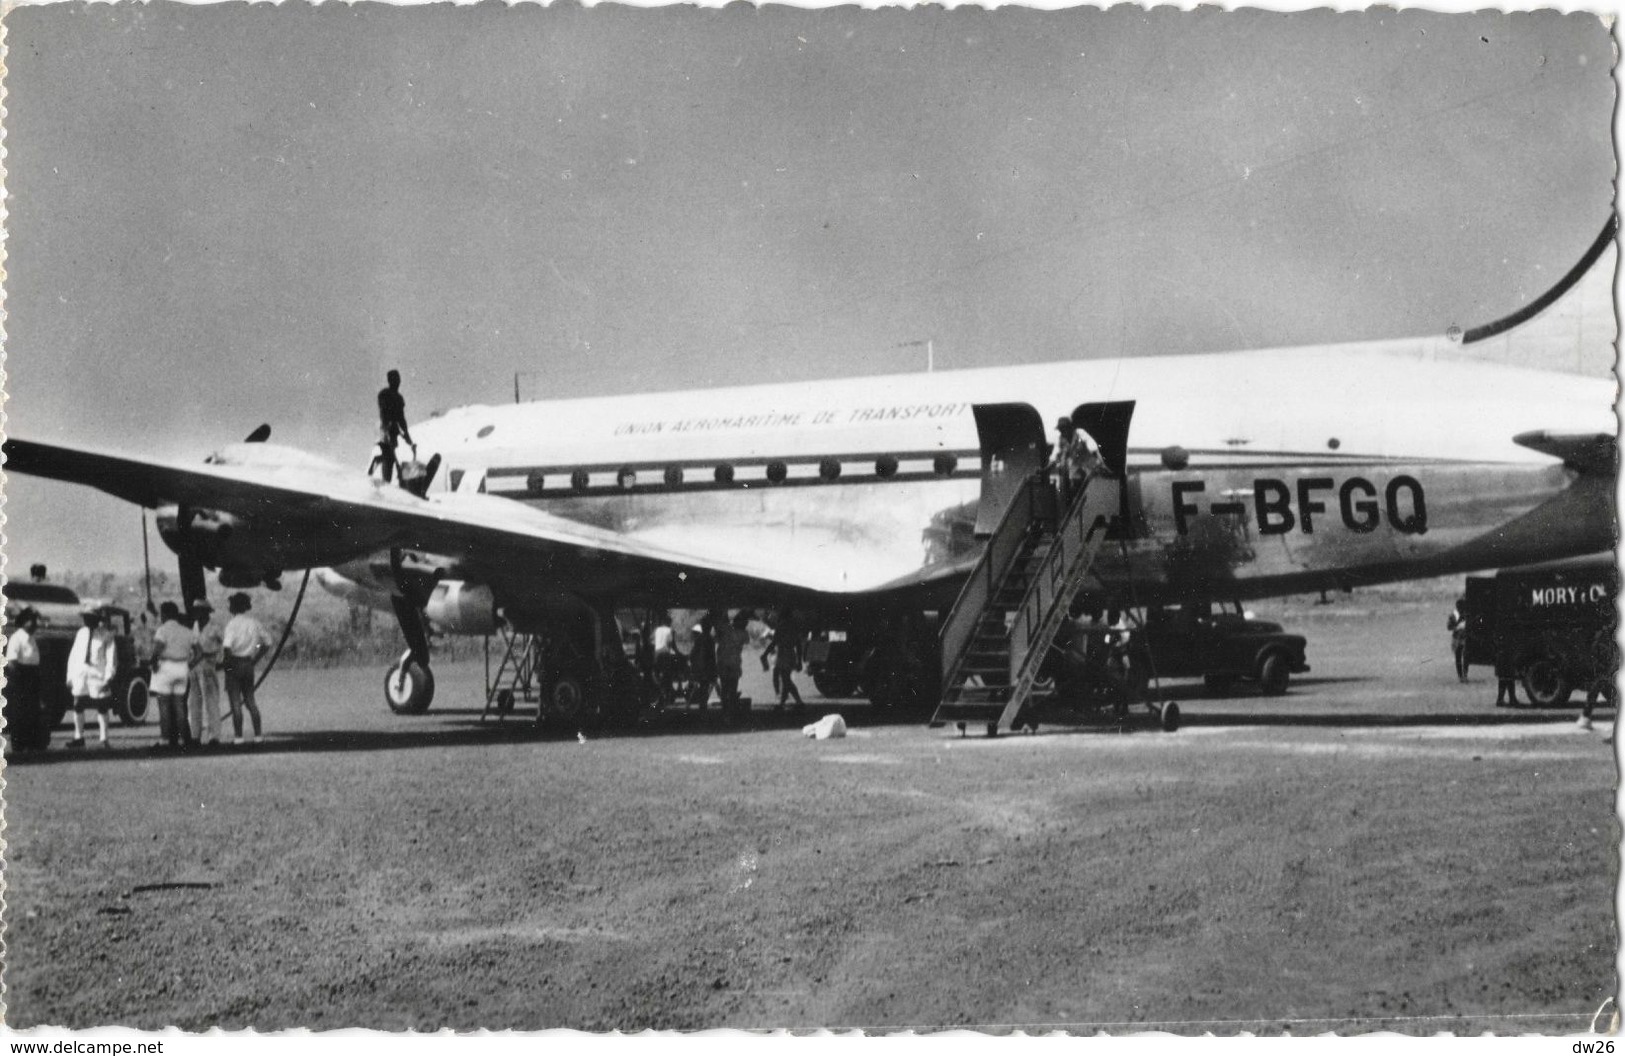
top-left (1171, 476), bottom-right (1427, 536)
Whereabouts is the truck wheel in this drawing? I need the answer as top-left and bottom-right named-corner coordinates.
top-left (1258, 654), bottom-right (1291, 696)
top-left (813, 675), bottom-right (857, 698)
top-left (384, 658), bottom-right (435, 714)
top-left (118, 677), bottom-right (151, 726)
top-left (1521, 660), bottom-right (1572, 707)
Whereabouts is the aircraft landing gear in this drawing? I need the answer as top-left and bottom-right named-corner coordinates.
top-left (385, 650), bottom-right (436, 714)
top-left (383, 549), bottom-right (439, 714)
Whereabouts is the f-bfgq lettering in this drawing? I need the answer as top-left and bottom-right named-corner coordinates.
top-left (1172, 476), bottom-right (1427, 536)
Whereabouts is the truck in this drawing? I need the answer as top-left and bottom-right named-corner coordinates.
top-left (1462, 556), bottom-right (1618, 707)
top-left (3, 581), bottom-right (151, 750)
top-left (1135, 601), bottom-right (1312, 696)
top-left (1040, 600), bottom-right (1311, 707)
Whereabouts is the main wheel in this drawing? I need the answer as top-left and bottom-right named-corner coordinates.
top-left (1521, 659), bottom-right (1573, 707)
top-left (547, 675), bottom-right (594, 728)
top-left (384, 658), bottom-right (435, 714)
top-left (1159, 701), bottom-right (1181, 732)
top-left (1203, 674), bottom-right (1234, 696)
top-left (1258, 654), bottom-right (1291, 696)
top-left (118, 676), bottom-right (151, 726)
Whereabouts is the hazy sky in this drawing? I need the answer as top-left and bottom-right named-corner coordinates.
top-left (2, 4), bottom-right (1616, 573)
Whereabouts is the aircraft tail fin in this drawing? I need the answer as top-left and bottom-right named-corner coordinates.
top-left (1463, 214), bottom-right (1617, 344)
top-left (1512, 430), bottom-right (1617, 475)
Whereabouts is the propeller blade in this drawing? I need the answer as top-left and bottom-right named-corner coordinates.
top-left (140, 510), bottom-right (158, 616)
top-left (244, 424), bottom-right (271, 443)
top-left (179, 554), bottom-right (207, 611)
top-left (176, 506), bottom-right (207, 609)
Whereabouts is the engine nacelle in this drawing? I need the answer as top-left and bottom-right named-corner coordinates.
top-left (155, 504), bottom-right (244, 566)
top-left (424, 581), bottom-right (500, 637)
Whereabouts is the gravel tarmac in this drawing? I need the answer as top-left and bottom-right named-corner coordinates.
top-left (2, 594), bottom-right (1616, 1033)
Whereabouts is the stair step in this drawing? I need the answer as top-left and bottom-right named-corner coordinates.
top-left (934, 476), bottom-right (1122, 734)
top-left (936, 700), bottom-right (1009, 717)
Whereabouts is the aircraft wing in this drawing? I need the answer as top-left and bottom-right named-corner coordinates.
top-left (3, 437), bottom-right (338, 514)
top-left (2, 436), bottom-right (907, 601)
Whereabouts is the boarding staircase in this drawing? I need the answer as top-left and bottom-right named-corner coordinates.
top-left (931, 471), bottom-right (1123, 734)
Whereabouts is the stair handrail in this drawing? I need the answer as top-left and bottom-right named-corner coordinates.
top-left (1007, 474), bottom-right (1120, 689)
top-left (937, 471), bottom-right (1048, 691)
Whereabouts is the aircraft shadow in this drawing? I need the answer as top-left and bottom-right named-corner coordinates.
top-left (1020, 705), bottom-right (1613, 735)
top-left (6, 703), bottom-right (921, 763)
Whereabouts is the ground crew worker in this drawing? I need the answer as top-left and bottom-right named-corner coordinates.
top-left (376, 369), bottom-right (416, 484)
top-left (1447, 597), bottom-right (1470, 682)
top-left (188, 601), bottom-right (225, 746)
top-left (66, 603), bottom-right (117, 748)
top-left (1579, 632), bottom-right (1618, 731)
top-left (651, 613), bottom-right (677, 708)
top-left (150, 601), bottom-right (196, 750)
top-left (761, 610), bottom-right (804, 711)
top-left (714, 610), bottom-right (751, 717)
top-left (222, 592), bottom-right (273, 744)
top-left (689, 615), bottom-right (717, 708)
top-left (5, 607), bottom-right (44, 752)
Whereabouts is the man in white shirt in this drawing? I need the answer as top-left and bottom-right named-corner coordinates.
top-left (221, 592), bottom-right (273, 745)
top-left (66, 603), bottom-right (117, 748)
top-left (651, 613), bottom-right (676, 707)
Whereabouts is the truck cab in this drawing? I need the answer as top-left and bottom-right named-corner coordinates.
top-left (3, 582), bottom-right (151, 737)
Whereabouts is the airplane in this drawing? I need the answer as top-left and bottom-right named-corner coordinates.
top-left (4, 215), bottom-right (1617, 724)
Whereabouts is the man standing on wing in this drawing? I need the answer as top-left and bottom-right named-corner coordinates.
top-left (376, 369), bottom-right (416, 484)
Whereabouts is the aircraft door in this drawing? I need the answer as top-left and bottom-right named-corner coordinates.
top-left (1069, 401), bottom-right (1136, 478)
top-left (1071, 400), bottom-right (1139, 537)
top-left (972, 403), bottom-right (1048, 536)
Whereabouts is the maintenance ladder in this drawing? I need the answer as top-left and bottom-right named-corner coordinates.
top-left (931, 471), bottom-right (1123, 734)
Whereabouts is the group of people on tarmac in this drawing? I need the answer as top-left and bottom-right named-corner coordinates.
top-left (147, 592), bottom-right (274, 751)
top-left (1051, 606), bottom-right (1137, 698)
top-left (636, 608), bottom-right (804, 714)
top-left (3, 592), bottom-right (274, 753)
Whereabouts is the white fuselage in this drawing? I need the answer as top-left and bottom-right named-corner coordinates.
top-left (386, 340), bottom-right (1613, 605)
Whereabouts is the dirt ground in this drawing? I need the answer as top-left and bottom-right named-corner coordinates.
top-left (2, 589), bottom-right (1616, 1033)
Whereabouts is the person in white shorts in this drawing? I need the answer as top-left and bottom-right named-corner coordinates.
top-left (149, 601), bottom-right (196, 749)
